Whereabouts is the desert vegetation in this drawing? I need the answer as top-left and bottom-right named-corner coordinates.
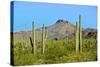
top-left (11, 15), bottom-right (97, 66)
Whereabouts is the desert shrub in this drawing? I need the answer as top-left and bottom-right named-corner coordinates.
top-left (12, 38), bottom-right (97, 65)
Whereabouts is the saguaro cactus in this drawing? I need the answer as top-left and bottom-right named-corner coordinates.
top-left (41, 24), bottom-right (45, 54)
top-left (79, 15), bottom-right (82, 53)
top-left (32, 21), bottom-right (36, 54)
top-left (30, 37), bottom-right (33, 53)
top-left (66, 30), bottom-right (69, 48)
top-left (45, 27), bottom-right (48, 40)
top-left (75, 21), bottom-right (79, 53)
top-left (75, 15), bottom-right (82, 53)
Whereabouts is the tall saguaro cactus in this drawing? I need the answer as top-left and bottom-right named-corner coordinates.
top-left (75, 21), bottom-right (79, 53)
top-left (79, 15), bottom-right (82, 53)
top-left (41, 24), bottom-right (45, 54)
top-left (75, 15), bottom-right (82, 53)
top-left (32, 21), bottom-right (36, 54)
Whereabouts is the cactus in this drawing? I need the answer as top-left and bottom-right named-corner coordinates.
top-left (66, 30), bottom-right (68, 48)
top-left (75, 15), bottom-right (82, 53)
top-left (75, 21), bottom-right (79, 53)
top-left (29, 37), bottom-right (34, 53)
top-left (32, 21), bottom-right (36, 54)
top-left (45, 27), bottom-right (48, 40)
top-left (79, 15), bottom-right (82, 53)
top-left (41, 24), bottom-right (45, 54)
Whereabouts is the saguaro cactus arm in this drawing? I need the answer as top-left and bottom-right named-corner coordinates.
top-left (29, 37), bottom-right (33, 53)
top-left (45, 27), bottom-right (48, 40)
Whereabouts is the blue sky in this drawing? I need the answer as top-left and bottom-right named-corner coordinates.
top-left (11, 1), bottom-right (97, 32)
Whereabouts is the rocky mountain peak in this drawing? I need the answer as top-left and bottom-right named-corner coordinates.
top-left (56, 19), bottom-right (68, 24)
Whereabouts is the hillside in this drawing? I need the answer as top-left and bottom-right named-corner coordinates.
top-left (12, 19), bottom-right (97, 40)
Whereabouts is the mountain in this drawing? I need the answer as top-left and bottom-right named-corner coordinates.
top-left (12, 19), bottom-right (97, 40)
top-left (83, 28), bottom-right (97, 38)
top-left (47, 19), bottom-right (75, 39)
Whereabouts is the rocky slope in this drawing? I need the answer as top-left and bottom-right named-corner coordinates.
top-left (12, 19), bottom-right (97, 40)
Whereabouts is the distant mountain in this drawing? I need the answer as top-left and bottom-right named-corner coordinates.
top-left (46, 19), bottom-right (76, 39)
top-left (83, 28), bottom-right (97, 38)
top-left (12, 19), bottom-right (97, 40)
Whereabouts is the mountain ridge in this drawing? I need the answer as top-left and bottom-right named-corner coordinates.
top-left (12, 19), bottom-right (97, 40)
